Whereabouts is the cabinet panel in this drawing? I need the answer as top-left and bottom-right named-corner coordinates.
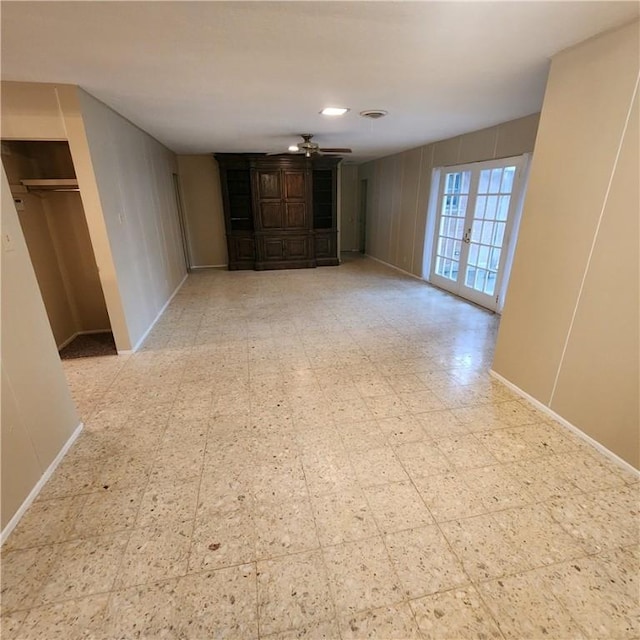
top-left (228, 234), bottom-right (255, 269)
top-left (260, 202), bottom-right (283, 228)
top-left (314, 231), bottom-right (339, 266)
top-left (263, 237), bottom-right (285, 260)
top-left (315, 234), bottom-right (331, 257)
top-left (285, 237), bottom-right (309, 260)
top-left (285, 203), bottom-right (306, 229)
top-left (284, 171), bottom-right (306, 199)
top-left (258, 171), bottom-right (281, 199)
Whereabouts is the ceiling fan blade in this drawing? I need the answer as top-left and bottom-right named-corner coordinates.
top-left (319, 148), bottom-right (352, 153)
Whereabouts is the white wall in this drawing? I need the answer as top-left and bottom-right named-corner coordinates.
top-left (78, 89), bottom-right (187, 349)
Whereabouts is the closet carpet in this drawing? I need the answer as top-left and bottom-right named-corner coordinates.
top-left (59, 332), bottom-right (117, 360)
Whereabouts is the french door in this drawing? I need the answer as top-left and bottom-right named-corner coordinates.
top-left (430, 156), bottom-right (526, 311)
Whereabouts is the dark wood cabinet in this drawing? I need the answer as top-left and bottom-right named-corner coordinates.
top-left (216, 154), bottom-right (340, 270)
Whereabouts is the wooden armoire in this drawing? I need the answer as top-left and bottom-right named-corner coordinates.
top-left (215, 154), bottom-right (340, 270)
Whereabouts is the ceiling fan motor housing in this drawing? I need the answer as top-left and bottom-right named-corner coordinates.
top-left (293, 134), bottom-right (352, 156)
top-left (298, 134), bottom-right (320, 156)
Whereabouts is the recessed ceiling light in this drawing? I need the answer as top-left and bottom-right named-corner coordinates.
top-left (320, 107), bottom-right (349, 116)
top-left (288, 145), bottom-right (299, 152)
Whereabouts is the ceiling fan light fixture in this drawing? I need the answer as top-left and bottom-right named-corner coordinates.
top-left (320, 107), bottom-right (349, 116)
top-left (288, 145), bottom-right (299, 152)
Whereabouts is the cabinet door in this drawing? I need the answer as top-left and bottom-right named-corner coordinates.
top-left (257, 235), bottom-right (311, 267)
top-left (285, 203), bottom-right (306, 229)
top-left (284, 236), bottom-right (309, 260)
top-left (284, 171), bottom-right (306, 199)
top-left (260, 202), bottom-right (283, 228)
top-left (263, 237), bottom-right (286, 261)
top-left (258, 171), bottom-right (281, 199)
top-left (314, 231), bottom-right (339, 266)
top-left (228, 234), bottom-right (255, 269)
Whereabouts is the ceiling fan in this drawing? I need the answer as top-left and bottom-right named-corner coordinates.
top-left (291, 134), bottom-right (352, 157)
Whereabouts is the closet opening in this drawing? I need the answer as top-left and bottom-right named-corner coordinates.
top-left (1, 140), bottom-right (116, 359)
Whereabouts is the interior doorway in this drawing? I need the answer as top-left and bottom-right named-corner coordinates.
top-left (172, 173), bottom-right (192, 271)
top-left (428, 156), bottom-right (528, 312)
top-left (358, 179), bottom-right (368, 253)
top-left (1, 140), bottom-right (115, 358)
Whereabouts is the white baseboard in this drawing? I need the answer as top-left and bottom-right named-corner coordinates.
top-left (190, 264), bottom-right (227, 270)
top-left (57, 332), bottom-right (78, 350)
top-left (489, 369), bottom-right (639, 478)
top-left (127, 273), bottom-right (189, 354)
top-left (364, 254), bottom-right (425, 282)
top-left (1, 421), bottom-right (84, 546)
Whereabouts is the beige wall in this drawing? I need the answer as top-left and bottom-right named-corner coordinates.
top-left (46, 192), bottom-right (111, 335)
top-left (77, 89), bottom-right (186, 348)
top-left (14, 193), bottom-right (110, 347)
top-left (2, 144), bottom-right (111, 345)
top-left (1, 82), bottom-right (187, 351)
top-left (176, 155), bottom-right (227, 267)
top-left (339, 164), bottom-right (360, 252)
top-left (494, 21), bottom-right (639, 468)
top-left (1, 82), bottom-right (131, 350)
top-left (1, 168), bottom-right (80, 531)
top-left (177, 157), bottom-right (363, 263)
top-left (359, 114), bottom-right (540, 277)
top-left (14, 192), bottom-right (77, 346)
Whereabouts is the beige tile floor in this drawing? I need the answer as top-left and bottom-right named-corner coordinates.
top-left (2, 255), bottom-right (638, 639)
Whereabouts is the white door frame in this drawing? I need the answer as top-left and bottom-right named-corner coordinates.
top-left (427, 154), bottom-right (530, 312)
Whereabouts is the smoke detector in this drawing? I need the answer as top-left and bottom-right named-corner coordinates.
top-left (359, 110), bottom-right (388, 119)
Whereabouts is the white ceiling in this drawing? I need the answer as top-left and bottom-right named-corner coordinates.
top-left (2, 1), bottom-right (638, 163)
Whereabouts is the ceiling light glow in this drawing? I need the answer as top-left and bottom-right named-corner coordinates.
top-left (288, 145), bottom-right (299, 152)
top-left (321, 107), bottom-right (349, 116)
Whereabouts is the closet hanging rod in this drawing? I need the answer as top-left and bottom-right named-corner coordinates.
top-left (21, 178), bottom-right (79, 192)
top-left (26, 188), bottom-right (80, 193)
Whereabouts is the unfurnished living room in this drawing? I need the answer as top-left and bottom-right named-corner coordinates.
top-left (1, 2), bottom-right (638, 639)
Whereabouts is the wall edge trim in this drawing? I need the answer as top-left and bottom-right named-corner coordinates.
top-left (128, 273), bottom-right (188, 353)
top-left (489, 369), bottom-right (639, 477)
top-left (189, 264), bottom-right (227, 269)
top-left (365, 254), bottom-right (424, 282)
top-left (0, 421), bottom-right (84, 546)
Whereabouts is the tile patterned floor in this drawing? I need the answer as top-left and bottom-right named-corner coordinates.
top-left (2, 256), bottom-right (638, 639)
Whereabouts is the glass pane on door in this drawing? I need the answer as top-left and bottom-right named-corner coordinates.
top-left (464, 166), bottom-right (516, 297)
top-left (434, 171), bottom-right (470, 282)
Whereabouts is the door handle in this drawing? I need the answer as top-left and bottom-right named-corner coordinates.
top-left (463, 228), bottom-right (471, 244)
